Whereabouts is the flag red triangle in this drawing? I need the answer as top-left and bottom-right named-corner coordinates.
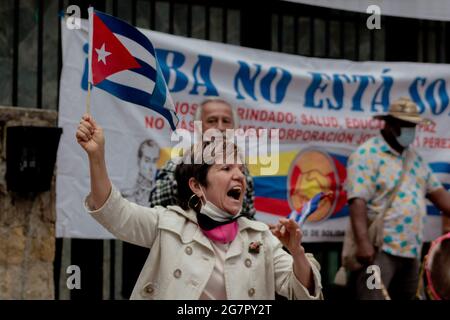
top-left (91, 13), bottom-right (140, 85)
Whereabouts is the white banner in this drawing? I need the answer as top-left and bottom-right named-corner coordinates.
top-left (57, 20), bottom-right (450, 240)
top-left (284, 0), bottom-right (450, 21)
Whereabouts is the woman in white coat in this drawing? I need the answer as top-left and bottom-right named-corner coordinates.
top-left (76, 114), bottom-right (323, 300)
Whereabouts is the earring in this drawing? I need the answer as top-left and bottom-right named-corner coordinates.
top-left (188, 194), bottom-right (201, 210)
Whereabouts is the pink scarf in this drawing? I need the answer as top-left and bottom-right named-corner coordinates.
top-left (201, 221), bottom-right (239, 244)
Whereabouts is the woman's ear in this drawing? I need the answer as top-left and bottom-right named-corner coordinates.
top-left (188, 177), bottom-right (202, 196)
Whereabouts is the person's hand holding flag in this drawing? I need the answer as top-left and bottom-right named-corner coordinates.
top-left (268, 191), bottom-right (332, 238)
top-left (76, 113), bottom-right (104, 157)
top-left (268, 191), bottom-right (331, 294)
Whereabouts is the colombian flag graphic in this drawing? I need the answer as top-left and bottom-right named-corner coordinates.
top-left (249, 148), bottom-right (349, 224)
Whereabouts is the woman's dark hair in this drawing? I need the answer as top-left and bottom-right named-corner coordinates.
top-left (175, 162), bottom-right (210, 211)
top-left (174, 140), bottom-right (241, 211)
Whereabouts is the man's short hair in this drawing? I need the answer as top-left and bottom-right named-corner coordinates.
top-left (194, 98), bottom-right (240, 128)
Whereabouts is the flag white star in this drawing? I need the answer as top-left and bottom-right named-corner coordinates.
top-left (95, 43), bottom-right (111, 65)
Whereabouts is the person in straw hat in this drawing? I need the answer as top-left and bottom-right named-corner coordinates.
top-left (345, 97), bottom-right (450, 300)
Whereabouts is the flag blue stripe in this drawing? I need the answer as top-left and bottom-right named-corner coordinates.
top-left (253, 176), bottom-right (286, 199)
top-left (429, 162), bottom-right (450, 174)
top-left (299, 193), bottom-right (323, 223)
top-left (149, 63), bottom-right (168, 112)
top-left (427, 205), bottom-right (443, 216)
top-left (96, 79), bottom-right (177, 130)
top-left (290, 210), bottom-right (297, 220)
top-left (131, 58), bottom-right (156, 82)
top-left (301, 202), bottom-right (311, 216)
top-left (95, 11), bottom-right (156, 58)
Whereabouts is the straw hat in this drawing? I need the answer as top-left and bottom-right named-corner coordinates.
top-left (374, 97), bottom-right (431, 124)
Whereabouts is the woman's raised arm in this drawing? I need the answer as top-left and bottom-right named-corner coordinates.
top-left (76, 113), bottom-right (112, 210)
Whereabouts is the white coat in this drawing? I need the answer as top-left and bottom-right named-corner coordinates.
top-left (86, 185), bottom-right (323, 300)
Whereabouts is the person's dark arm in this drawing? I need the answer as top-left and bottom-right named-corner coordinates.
top-left (443, 216), bottom-right (450, 234)
top-left (427, 188), bottom-right (450, 218)
top-left (349, 197), bottom-right (376, 265)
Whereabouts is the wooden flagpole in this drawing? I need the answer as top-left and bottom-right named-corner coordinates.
top-left (86, 7), bottom-right (94, 115)
top-left (86, 82), bottom-right (91, 115)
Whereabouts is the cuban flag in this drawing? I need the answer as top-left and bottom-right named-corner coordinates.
top-left (87, 8), bottom-right (178, 130)
top-left (288, 192), bottom-right (327, 226)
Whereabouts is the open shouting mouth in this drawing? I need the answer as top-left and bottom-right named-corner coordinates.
top-left (227, 186), bottom-right (242, 201)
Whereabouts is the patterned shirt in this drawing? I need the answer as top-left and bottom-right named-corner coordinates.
top-left (149, 159), bottom-right (256, 219)
top-left (346, 136), bottom-right (442, 258)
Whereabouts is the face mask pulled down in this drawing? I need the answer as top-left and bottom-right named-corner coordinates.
top-left (196, 187), bottom-right (242, 243)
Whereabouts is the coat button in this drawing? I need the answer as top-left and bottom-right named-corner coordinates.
top-left (245, 258), bottom-right (252, 268)
top-left (185, 246), bottom-right (193, 255)
top-left (248, 288), bottom-right (255, 297)
top-left (173, 269), bottom-right (182, 278)
top-left (144, 284), bottom-right (154, 295)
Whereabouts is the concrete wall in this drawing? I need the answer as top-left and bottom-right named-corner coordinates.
top-left (0, 106), bottom-right (57, 299)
